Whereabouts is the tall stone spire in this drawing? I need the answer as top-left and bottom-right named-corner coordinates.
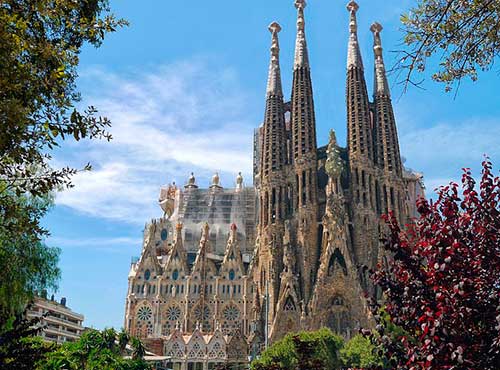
top-left (371, 22), bottom-right (402, 177)
top-left (255, 23), bottom-right (289, 341)
top-left (346, 1), bottom-right (373, 162)
top-left (294, 0), bottom-right (309, 69)
top-left (266, 22), bottom-right (283, 97)
top-left (346, 1), bottom-right (363, 70)
top-left (345, 2), bottom-right (378, 276)
top-left (259, 21), bottom-right (287, 224)
top-left (291, 0), bottom-right (317, 181)
top-left (371, 22), bottom-right (390, 97)
top-left (290, 0), bottom-right (319, 306)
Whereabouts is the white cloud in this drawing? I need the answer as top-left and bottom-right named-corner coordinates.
top-left (399, 117), bottom-right (500, 196)
top-left (55, 60), bottom-right (256, 224)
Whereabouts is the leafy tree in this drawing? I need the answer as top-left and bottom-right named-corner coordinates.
top-left (340, 334), bottom-right (382, 369)
top-left (37, 328), bottom-right (151, 370)
top-left (0, 309), bottom-right (54, 370)
top-left (0, 194), bottom-right (60, 323)
top-left (250, 328), bottom-right (343, 370)
top-left (0, 0), bottom-right (126, 320)
top-left (398, 0), bottom-right (500, 92)
top-left (370, 159), bottom-right (500, 369)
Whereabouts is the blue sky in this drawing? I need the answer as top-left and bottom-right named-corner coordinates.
top-left (43, 0), bottom-right (500, 329)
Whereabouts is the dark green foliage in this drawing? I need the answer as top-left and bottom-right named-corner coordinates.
top-left (0, 309), bottom-right (54, 370)
top-left (37, 328), bottom-right (151, 370)
top-left (250, 328), bottom-right (344, 370)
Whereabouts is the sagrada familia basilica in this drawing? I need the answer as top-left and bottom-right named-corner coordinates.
top-left (124, 1), bottom-right (425, 369)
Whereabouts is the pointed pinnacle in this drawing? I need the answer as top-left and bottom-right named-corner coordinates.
top-left (266, 22), bottom-right (283, 96)
top-left (346, 0), bottom-right (363, 69)
top-left (347, 1), bottom-right (359, 34)
top-left (203, 222), bottom-right (210, 236)
top-left (370, 22), bottom-right (383, 57)
top-left (294, 0), bottom-right (309, 68)
top-left (268, 22), bottom-right (281, 59)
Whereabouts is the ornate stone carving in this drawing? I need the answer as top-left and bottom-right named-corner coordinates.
top-left (325, 129), bottom-right (345, 179)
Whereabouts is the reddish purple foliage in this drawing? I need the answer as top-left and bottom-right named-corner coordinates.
top-left (371, 159), bottom-right (500, 369)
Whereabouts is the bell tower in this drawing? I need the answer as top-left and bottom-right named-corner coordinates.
top-left (290, 0), bottom-right (319, 303)
top-left (255, 21), bottom-right (288, 329)
top-left (371, 22), bottom-right (405, 222)
top-left (345, 1), bottom-right (379, 284)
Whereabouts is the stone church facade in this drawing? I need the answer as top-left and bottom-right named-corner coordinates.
top-left (124, 1), bottom-right (425, 368)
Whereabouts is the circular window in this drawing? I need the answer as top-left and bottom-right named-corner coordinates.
top-left (144, 269), bottom-right (151, 281)
top-left (137, 306), bottom-right (152, 321)
top-left (166, 306), bottom-right (181, 321)
top-left (223, 305), bottom-right (240, 321)
top-left (161, 229), bottom-right (168, 241)
top-left (228, 269), bottom-right (235, 281)
top-left (172, 269), bottom-right (179, 281)
top-left (194, 306), bottom-right (210, 321)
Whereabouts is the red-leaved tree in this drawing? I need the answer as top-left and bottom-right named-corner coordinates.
top-left (370, 159), bottom-right (500, 369)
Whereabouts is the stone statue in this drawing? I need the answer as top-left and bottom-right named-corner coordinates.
top-left (159, 182), bottom-right (177, 219)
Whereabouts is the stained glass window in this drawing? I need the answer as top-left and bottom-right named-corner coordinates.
top-left (144, 269), bottom-right (151, 281)
top-left (228, 269), bottom-right (235, 281)
top-left (223, 305), bottom-right (240, 321)
top-left (194, 306), bottom-right (210, 321)
top-left (137, 306), bottom-right (152, 321)
top-left (172, 269), bottom-right (179, 281)
top-left (166, 306), bottom-right (182, 321)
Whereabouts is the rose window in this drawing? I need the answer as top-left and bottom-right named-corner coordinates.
top-left (194, 305), bottom-right (210, 321)
top-left (223, 306), bottom-right (240, 321)
top-left (166, 306), bottom-right (181, 321)
top-left (137, 306), bottom-right (152, 321)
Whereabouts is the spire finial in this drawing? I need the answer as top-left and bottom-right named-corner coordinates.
top-left (266, 22), bottom-right (283, 96)
top-left (346, 1), bottom-right (363, 70)
top-left (202, 222), bottom-right (210, 237)
top-left (370, 22), bottom-right (383, 57)
top-left (295, 0), bottom-right (307, 28)
top-left (370, 22), bottom-right (390, 97)
top-left (269, 22), bottom-right (281, 59)
top-left (294, 0), bottom-right (309, 69)
top-left (229, 223), bottom-right (238, 241)
top-left (347, 0), bottom-right (359, 14)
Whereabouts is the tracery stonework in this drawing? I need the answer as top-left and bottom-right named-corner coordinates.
top-left (124, 1), bottom-right (425, 367)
